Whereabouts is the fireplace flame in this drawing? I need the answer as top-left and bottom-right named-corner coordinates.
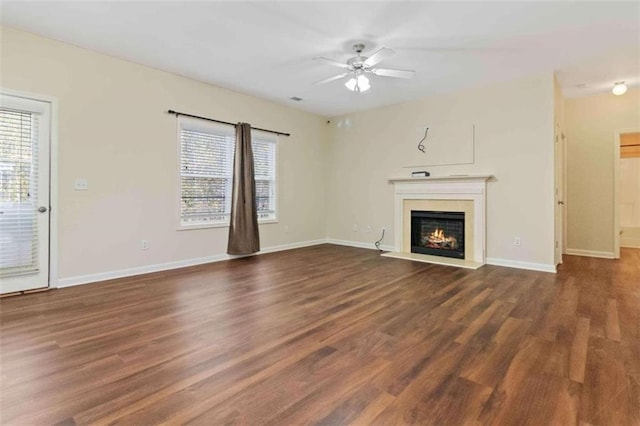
top-left (426, 228), bottom-right (459, 249)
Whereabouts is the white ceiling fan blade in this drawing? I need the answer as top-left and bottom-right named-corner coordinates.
top-left (313, 57), bottom-right (351, 69)
top-left (372, 68), bottom-right (415, 79)
top-left (363, 48), bottom-right (395, 67)
top-left (314, 72), bottom-right (350, 85)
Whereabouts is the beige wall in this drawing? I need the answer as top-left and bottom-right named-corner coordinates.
top-left (554, 75), bottom-right (565, 131)
top-left (565, 89), bottom-right (640, 254)
top-left (0, 26), bottom-right (560, 280)
top-left (0, 27), bottom-right (329, 280)
top-left (326, 74), bottom-right (556, 268)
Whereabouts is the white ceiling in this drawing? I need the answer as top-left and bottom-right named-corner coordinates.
top-left (1, 1), bottom-right (639, 116)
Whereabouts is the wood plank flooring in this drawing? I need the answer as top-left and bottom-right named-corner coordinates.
top-left (0, 244), bottom-right (638, 425)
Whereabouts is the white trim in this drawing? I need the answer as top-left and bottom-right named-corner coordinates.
top-left (177, 218), bottom-right (280, 231)
top-left (485, 257), bottom-right (557, 273)
top-left (0, 88), bottom-right (59, 291)
top-left (54, 238), bottom-right (566, 289)
top-left (55, 239), bottom-right (326, 288)
top-left (563, 130), bottom-right (568, 255)
top-left (258, 239), bottom-right (325, 254)
top-left (388, 174), bottom-right (493, 183)
top-left (620, 238), bottom-right (640, 249)
top-left (565, 248), bottom-right (615, 259)
top-left (328, 239), bottom-right (556, 273)
top-left (49, 97), bottom-right (59, 290)
top-left (614, 131), bottom-right (621, 259)
top-left (326, 238), bottom-right (395, 252)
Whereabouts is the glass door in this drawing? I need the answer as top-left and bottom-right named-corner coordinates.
top-left (0, 94), bottom-right (51, 294)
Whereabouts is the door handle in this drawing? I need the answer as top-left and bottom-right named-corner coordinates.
top-left (37, 206), bottom-right (48, 213)
top-left (557, 201), bottom-right (564, 205)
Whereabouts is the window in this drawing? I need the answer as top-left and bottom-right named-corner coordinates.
top-left (179, 118), bottom-right (277, 228)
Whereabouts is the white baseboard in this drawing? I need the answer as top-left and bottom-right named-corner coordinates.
top-left (565, 248), bottom-right (615, 259)
top-left (621, 238), bottom-right (640, 249)
top-left (327, 239), bottom-right (557, 273)
top-left (55, 238), bottom-right (561, 288)
top-left (485, 258), bottom-right (557, 273)
top-left (325, 238), bottom-right (395, 252)
top-left (55, 239), bottom-right (327, 289)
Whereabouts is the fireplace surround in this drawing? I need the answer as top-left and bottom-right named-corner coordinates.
top-left (383, 175), bottom-right (491, 269)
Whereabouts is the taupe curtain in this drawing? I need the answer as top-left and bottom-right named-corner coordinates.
top-left (227, 122), bottom-right (260, 255)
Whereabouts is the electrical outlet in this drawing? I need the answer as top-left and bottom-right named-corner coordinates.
top-left (353, 224), bottom-right (359, 232)
top-left (365, 225), bottom-right (372, 233)
top-left (74, 178), bottom-right (89, 191)
top-left (141, 240), bottom-right (149, 250)
top-left (514, 237), bottom-right (521, 247)
top-left (284, 225), bottom-right (289, 233)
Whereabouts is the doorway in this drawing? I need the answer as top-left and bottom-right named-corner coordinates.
top-left (617, 131), bottom-right (640, 255)
top-left (0, 93), bottom-right (51, 294)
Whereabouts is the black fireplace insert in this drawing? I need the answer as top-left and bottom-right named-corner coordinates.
top-left (411, 210), bottom-right (465, 259)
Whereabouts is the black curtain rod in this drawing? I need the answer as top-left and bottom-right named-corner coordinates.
top-left (167, 110), bottom-right (290, 137)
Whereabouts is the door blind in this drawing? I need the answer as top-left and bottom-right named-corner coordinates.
top-left (0, 108), bottom-right (40, 276)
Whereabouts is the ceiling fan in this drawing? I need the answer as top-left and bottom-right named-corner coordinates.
top-left (314, 43), bottom-right (416, 92)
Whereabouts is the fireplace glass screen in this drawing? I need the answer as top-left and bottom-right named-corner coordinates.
top-left (411, 210), bottom-right (465, 259)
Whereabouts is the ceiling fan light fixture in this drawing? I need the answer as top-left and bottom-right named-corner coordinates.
top-left (345, 77), bottom-right (357, 91)
top-left (612, 81), bottom-right (627, 96)
top-left (345, 74), bottom-right (370, 93)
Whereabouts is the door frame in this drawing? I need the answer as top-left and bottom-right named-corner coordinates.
top-left (614, 127), bottom-right (640, 259)
top-left (1, 88), bottom-right (59, 288)
top-left (562, 131), bottom-right (568, 255)
top-left (554, 122), bottom-right (566, 266)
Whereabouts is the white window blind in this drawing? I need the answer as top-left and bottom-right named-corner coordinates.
top-left (179, 120), bottom-right (277, 227)
top-left (253, 137), bottom-right (277, 221)
top-left (0, 109), bottom-right (40, 276)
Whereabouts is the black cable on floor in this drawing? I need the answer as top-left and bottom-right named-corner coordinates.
top-left (375, 228), bottom-right (386, 251)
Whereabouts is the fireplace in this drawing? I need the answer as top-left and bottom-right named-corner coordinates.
top-left (411, 210), bottom-right (465, 259)
top-left (386, 175), bottom-right (490, 268)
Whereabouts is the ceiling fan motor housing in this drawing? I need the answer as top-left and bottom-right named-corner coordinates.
top-left (348, 44), bottom-right (368, 69)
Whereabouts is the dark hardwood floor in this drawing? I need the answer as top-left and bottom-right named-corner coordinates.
top-left (1, 244), bottom-right (638, 425)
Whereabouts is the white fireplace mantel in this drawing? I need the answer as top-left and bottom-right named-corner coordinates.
top-left (383, 174), bottom-right (492, 269)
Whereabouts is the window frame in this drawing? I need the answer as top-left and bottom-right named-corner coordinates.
top-left (251, 129), bottom-right (278, 225)
top-left (176, 117), bottom-right (278, 231)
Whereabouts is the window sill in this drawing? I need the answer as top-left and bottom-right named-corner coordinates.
top-left (177, 222), bottom-right (229, 231)
top-left (177, 219), bottom-right (278, 231)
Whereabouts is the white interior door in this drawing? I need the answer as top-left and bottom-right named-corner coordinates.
top-left (0, 94), bottom-right (51, 294)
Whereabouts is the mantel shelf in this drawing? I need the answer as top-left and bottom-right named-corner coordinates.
top-left (388, 174), bottom-right (493, 184)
